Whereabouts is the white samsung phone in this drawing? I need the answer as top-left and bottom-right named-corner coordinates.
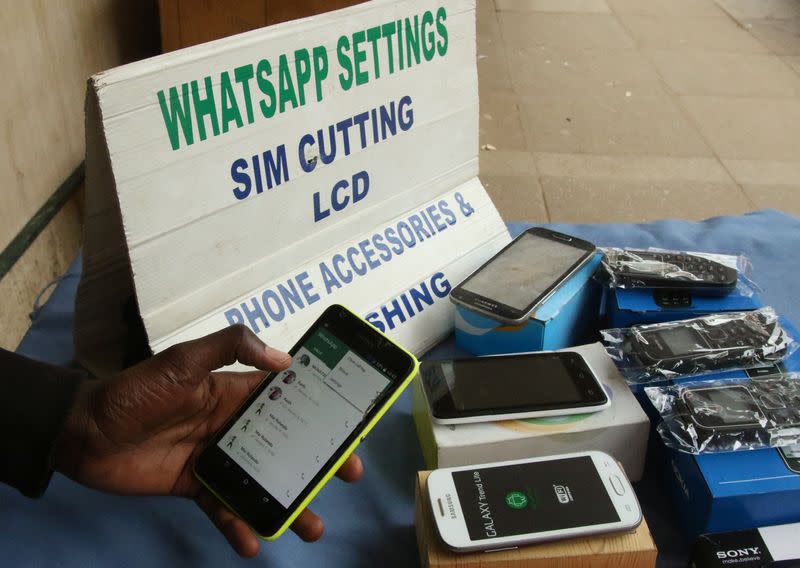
top-left (426, 452), bottom-right (642, 552)
top-left (419, 351), bottom-right (610, 425)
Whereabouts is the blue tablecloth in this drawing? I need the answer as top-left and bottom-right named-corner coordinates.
top-left (4, 209), bottom-right (800, 567)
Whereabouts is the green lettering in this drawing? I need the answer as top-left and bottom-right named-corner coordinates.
top-left (256, 59), bottom-right (276, 118)
top-left (381, 21), bottom-right (397, 74)
top-left (157, 83), bottom-right (194, 150)
top-left (190, 75), bottom-right (220, 142)
top-left (397, 19), bottom-right (404, 70)
top-left (219, 71), bottom-right (243, 133)
top-left (337, 35), bottom-right (353, 90)
top-left (353, 30), bottom-right (368, 86)
top-left (422, 11), bottom-right (435, 61)
top-left (405, 16), bottom-right (420, 67)
top-left (234, 64), bottom-right (256, 123)
top-left (294, 48), bottom-right (311, 106)
top-left (366, 25), bottom-right (382, 79)
top-left (436, 7), bottom-right (448, 56)
top-left (312, 45), bottom-right (328, 102)
top-left (278, 54), bottom-right (298, 113)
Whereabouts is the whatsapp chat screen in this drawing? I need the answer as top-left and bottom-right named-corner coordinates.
top-left (218, 327), bottom-right (391, 507)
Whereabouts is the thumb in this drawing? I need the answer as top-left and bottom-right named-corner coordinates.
top-left (175, 325), bottom-right (291, 372)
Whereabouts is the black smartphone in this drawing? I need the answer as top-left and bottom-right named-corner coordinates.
top-left (194, 305), bottom-right (418, 540)
top-left (623, 309), bottom-right (788, 375)
top-left (450, 228), bottom-right (596, 325)
top-left (419, 351), bottom-right (609, 424)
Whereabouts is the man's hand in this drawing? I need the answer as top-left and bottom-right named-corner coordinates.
top-left (54, 325), bottom-right (363, 557)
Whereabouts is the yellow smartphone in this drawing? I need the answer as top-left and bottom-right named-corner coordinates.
top-left (194, 304), bottom-right (418, 540)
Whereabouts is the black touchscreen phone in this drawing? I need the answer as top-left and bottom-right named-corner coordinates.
top-left (450, 228), bottom-right (596, 325)
top-left (419, 351), bottom-right (609, 424)
top-left (194, 305), bottom-right (417, 540)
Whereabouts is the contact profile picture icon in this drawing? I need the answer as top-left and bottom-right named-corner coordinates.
top-left (268, 386), bottom-right (283, 401)
top-left (282, 370), bottom-right (297, 385)
top-left (299, 354), bottom-right (311, 367)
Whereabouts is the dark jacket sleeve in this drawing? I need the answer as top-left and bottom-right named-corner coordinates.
top-left (0, 349), bottom-right (86, 497)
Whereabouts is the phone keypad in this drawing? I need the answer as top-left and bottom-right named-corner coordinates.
top-left (607, 249), bottom-right (737, 290)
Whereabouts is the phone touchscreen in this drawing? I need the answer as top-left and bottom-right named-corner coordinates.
top-left (459, 232), bottom-right (589, 311)
top-left (452, 456), bottom-right (620, 541)
top-left (422, 353), bottom-right (605, 417)
top-left (216, 325), bottom-right (394, 507)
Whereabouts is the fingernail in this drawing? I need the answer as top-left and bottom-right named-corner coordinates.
top-left (266, 345), bottom-right (291, 362)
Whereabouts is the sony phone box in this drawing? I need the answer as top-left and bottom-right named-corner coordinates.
top-left (74, 0), bottom-right (511, 374)
top-left (414, 470), bottom-right (658, 568)
top-left (454, 251), bottom-right (604, 356)
top-left (692, 523), bottom-right (800, 568)
top-left (412, 342), bottom-right (650, 481)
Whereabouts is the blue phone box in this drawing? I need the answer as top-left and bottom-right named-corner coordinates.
top-left (607, 285), bottom-right (762, 329)
top-left (454, 252), bottom-right (604, 356)
top-left (654, 322), bottom-right (800, 538)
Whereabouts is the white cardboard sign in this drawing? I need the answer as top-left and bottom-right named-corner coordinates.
top-left (75, 0), bottom-right (508, 373)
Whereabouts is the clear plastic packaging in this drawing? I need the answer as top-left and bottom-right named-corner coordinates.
top-left (599, 247), bottom-right (757, 297)
top-left (645, 376), bottom-right (800, 453)
top-left (601, 307), bottom-right (795, 384)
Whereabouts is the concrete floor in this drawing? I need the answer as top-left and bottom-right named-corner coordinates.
top-left (476, 0), bottom-right (800, 223)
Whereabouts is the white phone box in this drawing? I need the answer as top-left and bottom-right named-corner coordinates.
top-left (412, 342), bottom-right (650, 481)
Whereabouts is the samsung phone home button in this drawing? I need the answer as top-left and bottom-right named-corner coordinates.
top-left (609, 476), bottom-right (626, 496)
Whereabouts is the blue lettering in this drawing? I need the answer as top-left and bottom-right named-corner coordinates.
top-left (431, 272), bottom-right (451, 296)
top-left (262, 145), bottom-right (288, 189)
top-left (371, 233), bottom-right (393, 262)
top-left (366, 311), bottom-right (385, 332)
top-left (313, 191), bottom-right (330, 222)
top-left (352, 170), bottom-right (369, 203)
top-left (261, 290), bottom-right (286, 322)
top-left (332, 179), bottom-right (350, 211)
top-left (410, 282), bottom-right (434, 311)
top-left (277, 280), bottom-right (304, 315)
top-left (384, 227), bottom-right (404, 254)
top-left (381, 299), bottom-right (406, 330)
top-left (299, 133), bottom-right (316, 173)
top-left (366, 273), bottom-right (450, 332)
top-left (347, 246), bottom-right (368, 276)
top-left (398, 95), bottom-right (414, 131)
top-left (359, 238), bottom-right (381, 269)
top-left (231, 158), bottom-right (251, 200)
top-left (318, 125), bottom-right (336, 165)
top-left (420, 207), bottom-right (437, 234)
top-left (225, 307), bottom-right (245, 326)
top-left (335, 117), bottom-right (353, 155)
top-left (319, 261), bottom-right (342, 294)
top-left (439, 199), bottom-right (457, 225)
top-left (379, 101), bottom-right (397, 140)
top-left (426, 204), bottom-right (447, 231)
top-left (396, 221), bottom-right (417, 247)
top-left (241, 298), bottom-right (269, 333)
top-left (252, 153), bottom-right (263, 194)
top-left (297, 270), bottom-right (321, 304)
top-left (408, 213), bottom-right (430, 241)
top-left (400, 293), bottom-right (415, 316)
top-left (332, 253), bottom-right (353, 283)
